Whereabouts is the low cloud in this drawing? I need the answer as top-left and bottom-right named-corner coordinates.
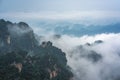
top-left (39, 33), bottom-right (120, 80)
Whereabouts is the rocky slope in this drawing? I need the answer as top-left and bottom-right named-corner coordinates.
top-left (0, 19), bottom-right (73, 80)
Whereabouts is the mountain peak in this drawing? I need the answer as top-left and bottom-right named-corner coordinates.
top-left (0, 19), bottom-right (73, 80)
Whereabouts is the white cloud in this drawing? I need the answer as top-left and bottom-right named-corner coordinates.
top-left (39, 33), bottom-right (120, 80)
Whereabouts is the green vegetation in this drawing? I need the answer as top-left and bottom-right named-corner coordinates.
top-left (0, 19), bottom-right (73, 80)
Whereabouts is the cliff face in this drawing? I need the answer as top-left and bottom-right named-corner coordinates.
top-left (0, 19), bottom-right (73, 80)
top-left (0, 19), bottom-right (38, 53)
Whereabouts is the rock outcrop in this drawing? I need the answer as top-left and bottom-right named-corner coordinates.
top-left (0, 19), bottom-right (73, 80)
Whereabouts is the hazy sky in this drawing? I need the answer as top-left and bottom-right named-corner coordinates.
top-left (0, 0), bottom-right (120, 12)
top-left (0, 0), bottom-right (120, 21)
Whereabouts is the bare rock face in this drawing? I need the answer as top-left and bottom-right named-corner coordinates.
top-left (11, 62), bottom-right (23, 73)
top-left (0, 19), bottom-right (73, 80)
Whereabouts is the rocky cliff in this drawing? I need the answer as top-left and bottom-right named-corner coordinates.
top-left (0, 19), bottom-right (73, 80)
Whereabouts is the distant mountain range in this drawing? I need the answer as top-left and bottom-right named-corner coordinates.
top-left (34, 21), bottom-right (120, 36)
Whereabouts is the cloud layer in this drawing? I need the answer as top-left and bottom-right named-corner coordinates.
top-left (40, 33), bottom-right (120, 80)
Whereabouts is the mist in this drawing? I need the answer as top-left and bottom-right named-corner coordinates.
top-left (1, 0), bottom-right (120, 79)
top-left (36, 32), bottom-right (120, 80)
top-left (1, 18), bottom-right (120, 80)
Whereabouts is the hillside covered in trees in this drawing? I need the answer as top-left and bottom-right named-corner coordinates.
top-left (0, 19), bottom-right (73, 80)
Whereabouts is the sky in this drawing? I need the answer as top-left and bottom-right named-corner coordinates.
top-left (0, 0), bottom-right (120, 12)
top-left (0, 0), bottom-right (120, 21)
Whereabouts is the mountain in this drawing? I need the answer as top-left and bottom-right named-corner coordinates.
top-left (34, 21), bottom-right (120, 36)
top-left (54, 23), bottom-right (120, 36)
top-left (0, 19), bottom-right (73, 80)
top-left (0, 19), bottom-right (38, 53)
top-left (68, 40), bottom-right (103, 64)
